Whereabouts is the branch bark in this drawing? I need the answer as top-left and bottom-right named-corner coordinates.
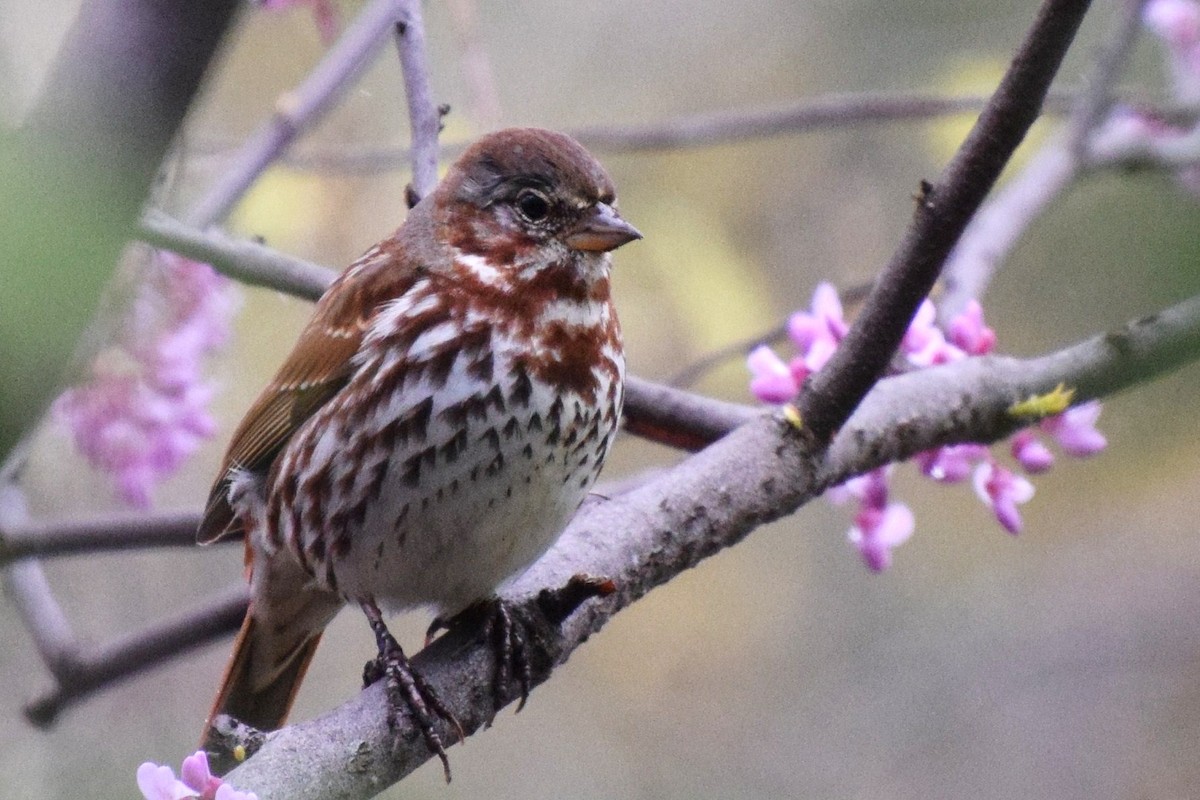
top-left (393, 0), bottom-right (441, 202)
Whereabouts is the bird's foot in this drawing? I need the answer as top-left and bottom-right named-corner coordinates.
top-left (360, 599), bottom-right (463, 783)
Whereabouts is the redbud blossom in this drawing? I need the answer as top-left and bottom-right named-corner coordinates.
top-left (830, 468), bottom-right (914, 571)
top-left (137, 751), bottom-right (257, 800)
top-left (786, 281), bottom-right (847, 373)
top-left (747, 345), bottom-right (800, 404)
top-left (973, 461), bottom-right (1035, 535)
top-left (1041, 400), bottom-right (1107, 457)
top-left (915, 443), bottom-right (990, 483)
top-left (54, 253), bottom-right (234, 507)
top-left (748, 283), bottom-right (1105, 570)
top-left (1011, 430), bottom-right (1055, 473)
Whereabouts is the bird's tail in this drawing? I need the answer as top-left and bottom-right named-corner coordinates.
top-left (201, 553), bottom-right (342, 773)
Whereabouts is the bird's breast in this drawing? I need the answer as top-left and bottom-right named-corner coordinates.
top-left (266, 285), bottom-right (624, 613)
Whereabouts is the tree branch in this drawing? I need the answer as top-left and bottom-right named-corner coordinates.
top-left (940, 0), bottom-right (1147, 320)
top-left (140, 210), bottom-right (334, 300)
top-left (393, 0), bottom-right (441, 202)
top-left (224, 289), bottom-right (1200, 799)
top-left (0, 510), bottom-right (203, 565)
top-left (798, 0), bottom-right (1093, 445)
top-left (185, 0), bottom-right (409, 227)
top-left (23, 585), bottom-right (249, 727)
top-left (274, 89), bottom-right (1079, 173)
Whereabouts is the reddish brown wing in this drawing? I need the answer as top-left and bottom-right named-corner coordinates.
top-left (197, 241), bottom-right (417, 544)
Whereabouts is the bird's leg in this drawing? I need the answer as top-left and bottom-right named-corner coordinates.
top-left (441, 598), bottom-right (533, 721)
top-left (359, 598), bottom-right (463, 783)
top-left (484, 598), bottom-right (533, 714)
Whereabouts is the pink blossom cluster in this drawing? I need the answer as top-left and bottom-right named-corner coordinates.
top-left (1144, 0), bottom-right (1200, 102)
top-left (53, 253), bottom-right (235, 508)
top-left (1089, 0), bottom-right (1200, 194)
top-left (748, 283), bottom-right (1106, 571)
top-left (137, 751), bottom-right (256, 800)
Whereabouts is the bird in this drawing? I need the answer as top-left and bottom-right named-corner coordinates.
top-left (197, 127), bottom-right (640, 777)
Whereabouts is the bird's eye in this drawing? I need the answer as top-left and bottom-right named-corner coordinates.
top-left (515, 189), bottom-right (551, 222)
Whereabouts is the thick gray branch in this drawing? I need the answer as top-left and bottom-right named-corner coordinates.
top-left (224, 292), bottom-right (1200, 799)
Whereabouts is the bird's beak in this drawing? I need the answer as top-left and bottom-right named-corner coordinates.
top-left (564, 203), bottom-right (642, 253)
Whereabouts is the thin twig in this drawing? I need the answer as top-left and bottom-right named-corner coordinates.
top-left (393, 0), bottom-right (441, 202)
top-left (0, 510), bottom-right (206, 565)
top-left (940, 0), bottom-right (1147, 320)
top-left (666, 324), bottom-right (788, 388)
top-left (140, 210), bottom-right (334, 300)
top-left (185, 0), bottom-right (408, 227)
top-left (1065, 0), bottom-right (1150, 152)
top-left (798, 0), bottom-right (1094, 445)
top-left (273, 89), bottom-right (1079, 174)
top-left (24, 584), bottom-right (250, 727)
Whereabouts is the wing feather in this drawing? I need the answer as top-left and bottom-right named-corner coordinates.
top-left (197, 241), bottom-right (416, 544)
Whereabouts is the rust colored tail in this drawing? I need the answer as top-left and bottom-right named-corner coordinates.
top-left (201, 613), bottom-right (323, 751)
top-left (201, 550), bottom-right (343, 773)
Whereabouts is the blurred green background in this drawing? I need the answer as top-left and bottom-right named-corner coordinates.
top-left (3, 1), bottom-right (1200, 798)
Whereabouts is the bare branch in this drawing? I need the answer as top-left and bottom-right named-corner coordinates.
top-left (0, 510), bottom-right (204, 565)
top-left (1064, 0), bottom-right (1150, 152)
top-left (798, 0), bottom-right (1093, 445)
top-left (225, 290), bottom-right (1200, 799)
top-left (185, 0), bottom-right (409, 227)
top-left (272, 89), bottom-right (1077, 174)
top-left (621, 375), bottom-right (757, 451)
top-left (939, 0), bottom-right (1147, 320)
top-left (393, 0), bottom-right (442, 202)
top-left (140, 211), bottom-right (334, 300)
top-left (24, 585), bottom-right (249, 727)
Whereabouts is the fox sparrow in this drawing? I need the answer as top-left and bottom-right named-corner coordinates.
top-left (198, 128), bottom-right (640, 776)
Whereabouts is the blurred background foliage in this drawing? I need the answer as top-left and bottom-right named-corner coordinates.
top-left (2, 0), bottom-right (1200, 798)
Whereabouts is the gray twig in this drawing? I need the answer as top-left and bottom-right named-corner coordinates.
top-left (185, 0), bottom-right (409, 227)
top-left (939, 0), bottom-right (1149, 320)
top-left (393, 0), bottom-right (441, 202)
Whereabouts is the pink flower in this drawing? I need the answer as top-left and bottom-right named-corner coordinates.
top-left (747, 345), bottom-right (800, 403)
top-left (915, 443), bottom-right (989, 483)
top-left (1011, 430), bottom-right (1055, 473)
top-left (787, 282), bottom-right (848, 373)
top-left (902, 299), bottom-right (955, 366)
top-left (946, 299), bottom-right (996, 356)
top-left (973, 461), bottom-right (1035, 534)
top-left (1041, 401), bottom-right (1107, 457)
top-left (748, 290), bottom-right (1105, 568)
top-left (54, 252), bottom-right (234, 508)
top-left (849, 501), bottom-right (915, 572)
top-left (137, 752), bottom-right (257, 800)
top-left (831, 468), bottom-right (914, 571)
top-left (137, 762), bottom-right (195, 800)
